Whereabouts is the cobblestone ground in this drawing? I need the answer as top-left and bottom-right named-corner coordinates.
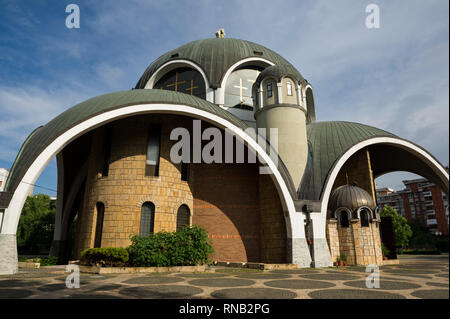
top-left (0, 255), bottom-right (447, 299)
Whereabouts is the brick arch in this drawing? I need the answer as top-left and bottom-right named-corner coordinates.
top-left (136, 196), bottom-right (160, 209)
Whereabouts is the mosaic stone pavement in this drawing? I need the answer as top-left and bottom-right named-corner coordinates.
top-left (0, 255), bottom-right (447, 299)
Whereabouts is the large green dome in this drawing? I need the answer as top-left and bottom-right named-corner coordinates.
top-left (135, 38), bottom-right (303, 89)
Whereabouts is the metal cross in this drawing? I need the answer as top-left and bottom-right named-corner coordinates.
top-left (166, 72), bottom-right (186, 92)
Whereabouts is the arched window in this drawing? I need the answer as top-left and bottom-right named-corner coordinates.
top-left (145, 125), bottom-right (161, 176)
top-left (224, 67), bottom-right (262, 108)
top-left (140, 202), bottom-right (155, 236)
top-left (94, 202), bottom-right (105, 248)
top-left (154, 67), bottom-right (206, 99)
top-left (286, 81), bottom-right (293, 96)
top-left (176, 204), bottom-right (190, 231)
top-left (360, 210), bottom-right (370, 227)
top-left (305, 87), bottom-right (316, 123)
top-left (267, 83), bottom-right (273, 98)
top-left (337, 210), bottom-right (350, 228)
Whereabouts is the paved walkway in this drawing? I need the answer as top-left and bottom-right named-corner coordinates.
top-left (0, 255), bottom-right (448, 299)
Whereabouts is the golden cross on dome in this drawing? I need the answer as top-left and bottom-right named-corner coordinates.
top-left (166, 72), bottom-right (186, 92)
top-left (185, 80), bottom-right (198, 95)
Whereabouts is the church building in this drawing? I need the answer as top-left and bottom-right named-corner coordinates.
top-left (0, 32), bottom-right (448, 274)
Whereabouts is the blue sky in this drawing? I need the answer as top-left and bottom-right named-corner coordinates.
top-left (0, 0), bottom-right (448, 195)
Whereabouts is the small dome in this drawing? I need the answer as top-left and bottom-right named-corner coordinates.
top-left (328, 185), bottom-right (376, 213)
top-left (254, 64), bottom-right (304, 88)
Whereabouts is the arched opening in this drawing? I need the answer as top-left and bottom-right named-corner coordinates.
top-left (224, 66), bottom-right (264, 109)
top-left (360, 209), bottom-right (370, 227)
top-left (140, 202), bottom-right (155, 237)
top-left (305, 87), bottom-right (316, 123)
top-left (154, 67), bottom-right (207, 99)
top-left (176, 204), bottom-right (190, 231)
top-left (336, 210), bottom-right (350, 228)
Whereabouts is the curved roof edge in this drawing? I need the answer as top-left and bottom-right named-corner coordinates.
top-left (254, 64), bottom-right (304, 86)
top-left (5, 89), bottom-right (249, 194)
top-left (298, 121), bottom-right (398, 201)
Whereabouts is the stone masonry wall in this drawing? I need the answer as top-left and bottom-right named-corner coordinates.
top-left (74, 115), bottom-right (194, 257)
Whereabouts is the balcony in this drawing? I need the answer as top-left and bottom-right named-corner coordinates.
top-left (426, 219), bottom-right (437, 226)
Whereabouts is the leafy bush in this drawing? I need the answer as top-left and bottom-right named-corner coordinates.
top-left (39, 256), bottom-right (58, 266)
top-left (127, 225), bottom-right (214, 267)
top-left (380, 205), bottom-right (412, 248)
top-left (80, 247), bottom-right (129, 267)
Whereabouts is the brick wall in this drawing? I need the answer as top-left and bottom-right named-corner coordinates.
top-left (74, 115), bottom-right (194, 256)
top-left (259, 174), bottom-right (287, 263)
top-left (73, 115), bottom-right (287, 263)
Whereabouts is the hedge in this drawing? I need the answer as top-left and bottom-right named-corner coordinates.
top-left (80, 247), bottom-right (129, 266)
top-left (127, 225), bottom-right (214, 267)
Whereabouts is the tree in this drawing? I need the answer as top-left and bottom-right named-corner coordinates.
top-left (380, 205), bottom-right (412, 248)
top-left (17, 194), bottom-right (56, 253)
top-left (408, 218), bottom-right (436, 249)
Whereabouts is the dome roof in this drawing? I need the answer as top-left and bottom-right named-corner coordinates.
top-left (135, 38), bottom-right (302, 89)
top-left (328, 185), bottom-right (376, 213)
top-left (254, 64), bottom-right (304, 87)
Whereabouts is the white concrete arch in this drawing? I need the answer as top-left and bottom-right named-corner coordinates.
top-left (217, 57), bottom-right (274, 106)
top-left (2, 103), bottom-right (302, 245)
top-left (143, 59), bottom-right (214, 103)
top-left (320, 137), bottom-right (450, 218)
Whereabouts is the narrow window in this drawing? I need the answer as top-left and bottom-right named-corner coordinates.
top-left (94, 202), bottom-right (105, 248)
top-left (140, 202), bottom-right (155, 236)
top-left (287, 81), bottom-right (293, 96)
top-left (102, 126), bottom-right (113, 177)
top-left (361, 210), bottom-right (370, 227)
top-left (176, 204), bottom-right (190, 231)
top-left (181, 163), bottom-right (189, 181)
top-left (338, 211), bottom-right (350, 228)
top-left (145, 125), bottom-right (161, 176)
top-left (267, 83), bottom-right (272, 98)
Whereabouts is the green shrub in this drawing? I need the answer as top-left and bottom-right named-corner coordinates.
top-left (39, 256), bottom-right (58, 266)
top-left (80, 247), bottom-right (129, 266)
top-left (127, 225), bottom-right (214, 267)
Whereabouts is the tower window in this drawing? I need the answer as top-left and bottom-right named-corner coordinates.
top-left (267, 83), bottom-right (273, 98)
top-left (338, 211), bottom-right (350, 228)
top-left (287, 82), bottom-right (293, 96)
top-left (145, 125), bottom-right (161, 176)
top-left (176, 204), bottom-right (190, 231)
top-left (360, 210), bottom-right (370, 227)
top-left (140, 202), bottom-right (155, 236)
top-left (94, 202), bottom-right (105, 248)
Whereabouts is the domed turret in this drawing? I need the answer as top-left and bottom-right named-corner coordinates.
top-left (328, 185), bottom-right (376, 213)
top-left (252, 64), bottom-right (309, 187)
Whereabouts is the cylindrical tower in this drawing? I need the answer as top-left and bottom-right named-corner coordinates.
top-left (253, 64), bottom-right (314, 188)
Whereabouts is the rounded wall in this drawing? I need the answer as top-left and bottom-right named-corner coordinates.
top-left (256, 106), bottom-right (308, 187)
top-left (74, 114), bottom-right (194, 255)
